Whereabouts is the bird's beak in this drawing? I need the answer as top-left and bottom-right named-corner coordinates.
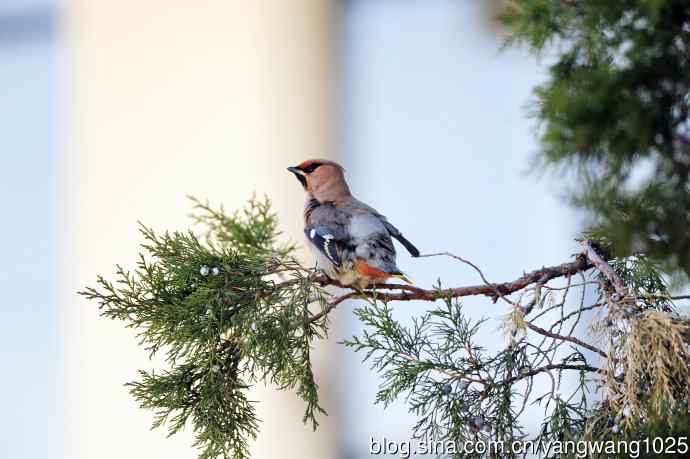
top-left (287, 166), bottom-right (308, 189)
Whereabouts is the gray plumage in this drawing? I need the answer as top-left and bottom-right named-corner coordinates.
top-left (289, 159), bottom-right (419, 287)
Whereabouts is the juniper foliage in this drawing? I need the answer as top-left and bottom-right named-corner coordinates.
top-left (80, 196), bottom-right (690, 458)
top-left (346, 252), bottom-right (690, 459)
top-left (79, 197), bottom-right (331, 459)
top-left (499, 0), bottom-right (690, 277)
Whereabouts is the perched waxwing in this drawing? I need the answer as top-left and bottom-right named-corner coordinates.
top-left (288, 159), bottom-right (419, 287)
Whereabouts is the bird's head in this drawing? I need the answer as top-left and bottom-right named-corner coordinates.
top-left (287, 159), bottom-right (351, 202)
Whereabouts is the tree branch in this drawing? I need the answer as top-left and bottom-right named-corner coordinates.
top-left (308, 253), bottom-right (592, 322)
top-left (581, 239), bottom-right (627, 297)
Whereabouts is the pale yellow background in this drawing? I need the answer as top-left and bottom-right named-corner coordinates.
top-left (60, 1), bottom-right (338, 457)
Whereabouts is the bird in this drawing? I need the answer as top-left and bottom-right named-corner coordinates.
top-left (287, 159), bottom-right (420, 288)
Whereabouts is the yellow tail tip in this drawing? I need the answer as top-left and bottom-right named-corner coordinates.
top-left (391, 273), bottom-right (414, 285)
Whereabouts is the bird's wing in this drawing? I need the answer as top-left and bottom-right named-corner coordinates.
top-left (305, 226), bottom-right (345, 267)
top-left (381, 220), bottom-right (420, 257)
top-left (346, 197), bottom-right (420, 258)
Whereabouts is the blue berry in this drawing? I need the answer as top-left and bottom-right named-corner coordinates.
top-left (442, 383), bottom-right (453, 395)
top-left (472, 416), bottom-right (484, 428)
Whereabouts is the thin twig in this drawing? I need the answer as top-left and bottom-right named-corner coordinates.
top-left (500, 363), bottom-right (602, 387)
top-left (398, 352), bottom-right (486, 385)
top-left (418, 252), bottom-right (517, 305)
top-left (552, 303), bottom-right (604, 331)
top-left (525, 321), bottom-right (608, 359)
top-left (645, 293), bottom-right (690, 301)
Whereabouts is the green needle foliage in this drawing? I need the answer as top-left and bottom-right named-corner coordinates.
top-left (80, 196), bottom-right (690, 459)
top-left (345, 259), bottom-right (690, 459)
top-left (79, 197), bottom-right (330, 459)
top-left (500, 0), bottom-right (690, 277)
top-left (344, 292), bottom-right (528, 450)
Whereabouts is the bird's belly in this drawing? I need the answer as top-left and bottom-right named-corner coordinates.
top-left (307, 243), bottom-right (363, 286)
top-left (337, 269), bottom-right (360, 286)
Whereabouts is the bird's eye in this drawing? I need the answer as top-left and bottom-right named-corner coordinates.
top-left (301, 162), bottom-right (323, 173)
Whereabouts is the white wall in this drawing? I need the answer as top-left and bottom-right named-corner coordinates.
top-left (60, 2), bottom-right (337, 458)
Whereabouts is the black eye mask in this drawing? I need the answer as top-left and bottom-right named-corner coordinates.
top-left (300, 162), bottom-right (323, 173)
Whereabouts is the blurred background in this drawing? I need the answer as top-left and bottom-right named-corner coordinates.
top-left (0, 1), bottom-right (587, 458)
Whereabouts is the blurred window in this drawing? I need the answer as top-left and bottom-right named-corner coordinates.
top-left (0, 1), bottom-right (57, 459)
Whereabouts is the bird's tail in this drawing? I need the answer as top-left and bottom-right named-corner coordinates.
top-left (389, 272), bottom-right (414, 285)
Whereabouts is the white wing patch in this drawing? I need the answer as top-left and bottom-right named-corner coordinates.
top-left (305, 227), bottom-right (342, 267)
